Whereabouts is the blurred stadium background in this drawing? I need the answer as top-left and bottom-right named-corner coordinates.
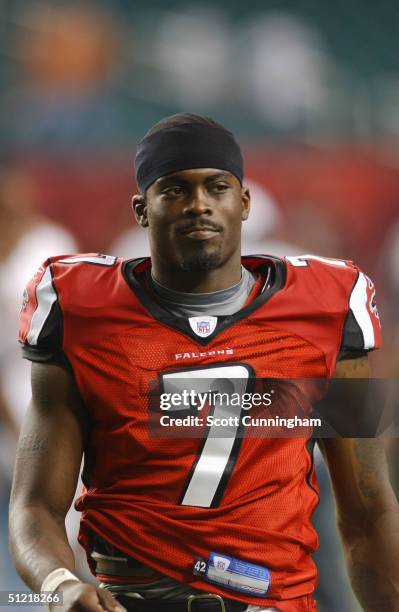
top-left (0, 1), bottom-right (398, 611)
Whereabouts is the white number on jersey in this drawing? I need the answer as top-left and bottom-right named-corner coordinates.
top-left (286, 254), bottom-right (348, 268)
top-left (58, 254), bottom-right (117, 266)
top-left (160, 364), bottom-right (252, 508)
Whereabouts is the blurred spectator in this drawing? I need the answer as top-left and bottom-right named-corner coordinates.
top-left (155, 7), bottom-right (232, 109)
top-left (2, 2), bottom-right (127, 150)
top-left (0, 162), bottom-right (83, 596)
top-left (241, 180), bottom-right (301, 256)
top-left (0, 166), bottom-right (77, 425)
top-left (243, 13), bottom-right (329, 130)
top-left (111, 224), bottom-right (151, 259)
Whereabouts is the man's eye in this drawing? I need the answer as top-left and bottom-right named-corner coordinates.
top-left (163, 186), bottom-right (184, 197)
top-left (211, 183), bottom-right (229, 192)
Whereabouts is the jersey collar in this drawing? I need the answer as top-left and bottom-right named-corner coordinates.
top-left (121, 255), bottom-right (286, 346)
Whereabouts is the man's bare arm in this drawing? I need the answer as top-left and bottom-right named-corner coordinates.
top-left (9, 362), bottom-right (121, 611)
top-left (9, 362), bottom-right (84, 589)
top-left (319, 356), bottom-right (399, 611)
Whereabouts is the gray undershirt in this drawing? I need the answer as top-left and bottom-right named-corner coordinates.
top-left (149, 265), bottom-right (257, 317)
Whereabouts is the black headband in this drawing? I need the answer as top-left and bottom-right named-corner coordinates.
top-left (134, 122), bottom-right (243, 193)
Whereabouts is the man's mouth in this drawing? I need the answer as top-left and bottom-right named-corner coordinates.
top-left (182, 228), bottom-right (220, 240)
top-left (179, 224), bottom-right (221, 240)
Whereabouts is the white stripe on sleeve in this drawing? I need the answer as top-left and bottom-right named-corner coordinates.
top-left (27, 266), bottom-right (57, 346)
top-left (349, 272), bottom-right (375, 350)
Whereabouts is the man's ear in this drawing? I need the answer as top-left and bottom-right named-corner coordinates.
top-left (241, 186), bottom-right (250, 221)
top-left (132, 194), bottom-right (148, 227)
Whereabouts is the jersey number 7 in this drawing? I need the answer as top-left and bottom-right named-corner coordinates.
top-left (160, 364), bottom-right (253, 508)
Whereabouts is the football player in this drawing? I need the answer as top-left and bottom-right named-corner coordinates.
top-left (9, 114), bottom-right (399, 612)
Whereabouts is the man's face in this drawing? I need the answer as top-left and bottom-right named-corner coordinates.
top-left (134, 168), bottom-right (250, 273)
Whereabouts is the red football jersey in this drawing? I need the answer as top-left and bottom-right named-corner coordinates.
top-left (18, 254), bottom-right (381, 611)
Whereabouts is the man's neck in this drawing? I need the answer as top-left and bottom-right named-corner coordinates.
top-left (148, 265), bottom-right (257, 318)
top-left (150, 255), bottom-right (242, 293)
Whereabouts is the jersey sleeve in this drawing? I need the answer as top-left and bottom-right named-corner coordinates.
top-left (18, 259), bottom-right (66, 365)
top-left (338, 270), bottom-right (382, 360)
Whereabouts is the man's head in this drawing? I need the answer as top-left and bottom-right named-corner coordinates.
top-left (132, 113), bottom-right (250, 285)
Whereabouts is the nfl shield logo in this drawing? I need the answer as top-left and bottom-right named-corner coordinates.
top-left (213, 556), bottom-right (230, 572)
top-left (197, 320), bottom-right (210, 335)
top-left (189, 316), bottom-right (218, 338)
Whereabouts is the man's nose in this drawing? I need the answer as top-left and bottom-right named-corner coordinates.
top-left (182, 188), bottom-right (211, 215)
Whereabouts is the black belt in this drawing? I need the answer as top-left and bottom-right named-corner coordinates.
top-left (115, 593), bottom-right (248, 612)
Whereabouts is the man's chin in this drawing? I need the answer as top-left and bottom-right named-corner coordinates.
top-left (179, 250), bottom-right (224, 273)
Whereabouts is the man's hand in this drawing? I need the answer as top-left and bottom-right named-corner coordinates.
top-left (51, 581), bottom-right (125, 612)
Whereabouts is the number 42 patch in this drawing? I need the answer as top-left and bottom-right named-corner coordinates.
top-left (193, 553), bottom-right (270, 597)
